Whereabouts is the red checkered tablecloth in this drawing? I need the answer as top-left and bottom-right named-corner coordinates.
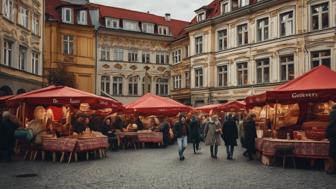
top-left (75, 137), bottom-right (109, 152)
top-left (137, 132), bottom-right (163, 143)
top-left (42, 138), bottom-right (77, 152)
top-left (256, 138), bottom-right (330, 159)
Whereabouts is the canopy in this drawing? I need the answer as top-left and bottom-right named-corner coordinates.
top-left (7, 85), bottom-right (123, 110)
top-left (246, 66), bottom-right (336, 108)
top-left (0, 95), bottom-right (14, 104)
top-left (195, 101), bottom-right (246, 113)
top-left (124, 93), bottom-right (192, 116)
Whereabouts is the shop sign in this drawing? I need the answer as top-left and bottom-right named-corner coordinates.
top-left (291, 92), bottom-right (318, 99)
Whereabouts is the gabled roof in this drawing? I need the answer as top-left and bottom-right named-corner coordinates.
top-left (89, 3), bottom-right (190, 38)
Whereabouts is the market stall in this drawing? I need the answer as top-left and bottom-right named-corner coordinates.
top-left (6, 85), bottom-right (123, 162)
top-left (246, 66), bottom-right (335, 170)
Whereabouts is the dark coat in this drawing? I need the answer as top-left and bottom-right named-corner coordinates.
top-left (326, 109), bottom-right (336, 157)
top-left (135, 118), bottom-right (144, 130)
top-left (1, 112), bottom-right (20, 153)
top-left (189, 118), bottom-right (201, 143)
top-left (160, 121), bottom-right (170, 146)
top-left (244, 118), bottom-right (257, 152)
top-left (222, 119), bottom-right (238, 146)
top-left (173, 121), bottom-right (187, 138)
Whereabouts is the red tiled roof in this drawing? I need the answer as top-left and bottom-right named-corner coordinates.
top-left (89, 3), bottom-right (190, 38)
top-left (191, 0), bottom-right (221, 24)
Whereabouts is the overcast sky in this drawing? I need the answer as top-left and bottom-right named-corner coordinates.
top-left (90, 0), bottom-right (213, 21)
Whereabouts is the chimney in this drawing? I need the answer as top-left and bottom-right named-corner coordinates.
top-left (165, 13), bottom-right (171, 21)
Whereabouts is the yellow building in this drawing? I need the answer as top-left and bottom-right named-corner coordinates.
top-left (0, 0), bottom-right (44, 96)
top-left (43, 0), bottom-right (96, 93)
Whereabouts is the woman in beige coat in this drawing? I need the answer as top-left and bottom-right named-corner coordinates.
top-left (204, 115), bottom-right (222, 159)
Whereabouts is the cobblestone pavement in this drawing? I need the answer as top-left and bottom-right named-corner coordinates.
top-left (0, 144), bottom-right (335, 189)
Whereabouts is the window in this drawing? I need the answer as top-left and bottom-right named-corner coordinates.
top-left (32, 14), bottom-right (40, 35)
top-left (240, 0), bottom-right (249, 7)
top-left (77, 10), bottom-right (87, 25)
top-left (311, 50), bottom-right (331, 68)
top-left (172, 49), bottom-right (181, 64)
top-left (158, 26), bottom-right (169, 35)
top-left (128, 50), bottom-right (138, 62)
top-left (156, 78), bottom-right (169, 96)
top-left (232, 0), bottom-right (239, 10)
top-left (237, 62), bottom-right (248, 86)
top-left (218, 65), bottom-right (228, 87)
top-left (173, 75), bottom-right (182, 89)
top-left (185, 46), bottom-right (189, 58)
top-left (62, 8), bottom-right (72, 24)
top-left (156, 52), bottom-right (167, 64)
top-left (128, 76), bottom-right (138, 95)
top-left (142, 23), bottom-right (154, 33)
top-left (280, 54), bottom-right (294, 81)
top-left (221, 1), bottom-right (229, 14)
top-left (195, 68), bottom-right (203, 88)
top-left (123, 20), bottom-right (140, 31)
top-left (237, 24), bottom-right (248, 46)
top-left (142, 76), bottom-right (151, 94)
top-left (195, 36), bottom-right (203, 54)
top-left (63, 35), bottom-right (74, 55)
top-left (3, 40), bottom-right (12, 66)
top-left (311, 3), bottom-right (329, 31)
top-left (280, 11), bottom-right (294, 37)
top-left (185, 71), bottom-right (190, 88)
top-left (101, 47), bottom-right (110, 61)
top-left (112, 77), bottom-right (123, 96)
top-left (256, 58), bottom-right (270, 84)
top-left (18, 7), bottom-right (29, 28)
top-left (257, 18), bottom-right (269, 42)
top-left (3, 0), bottom-right (13, 20)
top-left (101, 76), bottom-right (110, 95)
top-left (31, 52), bottom-right (39, 75)
top-left (197, 12), bottom-right (206, 22)
top-left (18, 46), bottom-right (27, 71)
top-left (114, 48), bottom-right (124, 61)
top-left (106, 18), bottom-right (119, 29)
top-left (218, 29), bottom-right (227, 51)
top-left (142, 52), bottom-right (150, 63)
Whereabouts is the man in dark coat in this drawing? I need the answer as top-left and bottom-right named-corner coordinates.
top-left (160, 117), bottom-right (170, 147)
top-left (326, 105), bottom-right (336, 174)
top-left (189, 116), bottom-right (201, 154)
top-left (244, 113), bottom-right (257, 160)
top-left (173, 114), bottom-right (188, 161)
top-left (1, 111), bottom-right (21, 161)
top-left (222, 114), bottom-right (238, 160)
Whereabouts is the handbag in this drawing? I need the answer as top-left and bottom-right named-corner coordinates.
top-left (14, 128), bottom-right (34, 141)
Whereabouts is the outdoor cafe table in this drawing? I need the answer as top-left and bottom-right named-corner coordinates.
top-left (255, 138), bottom-right (332, 170)
top-left (116, 131), bottom-right (163, 147)
top-left (42, 137), bottom-right (77, 163)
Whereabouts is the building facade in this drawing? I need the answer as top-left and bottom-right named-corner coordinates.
top-left (44, 0), bottom-right (96, 93)
top-left (184, 0), bottom-right (336, 106)
top-left (0, 0), bottom-right (44, 96)
top-left (93, 4), bottom-right (188, 104)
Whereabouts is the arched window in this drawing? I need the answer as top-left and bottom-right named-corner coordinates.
top-left (156, 78), bottom-right (168, 96)
top-left (128, 76), bottom-right (138, 96)
top-left (101, 75), bottom-right (110, 95)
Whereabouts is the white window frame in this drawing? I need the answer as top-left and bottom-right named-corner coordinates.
top-left (256, 58), bottom-right (270, 84)
top-left (172, 49), bottom-right (182, 64)
top-left (112, 77), bottom-right (123, 96)
top-left (195, 68), bottom-right (203, 88)
top-left (279, 54), bottom-right (294, 81)
top-left (19, 7), bottom-right (29, 28)
top-left (310, 49), bottom-right (331, 68)
top-left (142, 22), bottom-right (154, 33)
top-left (310, 2), bottom-right (329, 31)
top-left (237, 23), bottom-right (248, 46)
top-left (77, 10), bottom-right (87, 25)
top-left (114, 48), bottom-right (124, 61)
top-left (156, 78), bottom-right (169, 96)
top-left (105, 18), bottom-right (119, 29)
top-left (128, 49), bottom-right (138, 62)
top-left (256, 17), bottom-right (269, 42)
top-left (63, 35), bottom-right (74, 55)
top-left (62, 8), bottom-right (73, 24)
top-left (279, 10), bottom-right (294, 37)
top-left (142, 51), bottom-right (150, 63)
top-left (195, 36), bottom-right (203, 55)
top-left (101, 75), bottom-right (110, 95)
top-left (217, 28), bottom-right (228, 51)
top-left (3, 40), bottom-right (12, 66)
top-left (31, 51), bottom-right (39, 75)
top-left (123, 20), bottom-right (140, 31)
top-left (217, 65), bottom-right (228, 87)
top-left (173, 75), bottom-right (182, 89)
top-left (32, 14), bottom-right (40, 35)
top-left (221, 0), bottom-right (230, 14)
top-left (3, 0), bottom-right (13, 20)
top-left (197, 11), bottom-right (206, 22)
top-left (239, 0), bottom-right (249, 7)
top-left (101, 47), bottom-right (110, 61)
top-left (128, 76), bottom-right (138, 96)
top-left (18, 46), bottom-right (27, 71)
top-left (237, 62), bottom-right (248, 86)
top-left (158, 26), bottom-right (169, 35)
top-left (156, 52), bottom-right (168, 64)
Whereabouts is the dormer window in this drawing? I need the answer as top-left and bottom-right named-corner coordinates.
top-left (77, 10), bottom-right (87, 25)
top-left (197, 11), bottom-right (206, 22)
top-left (221, 0), bottom-right (230, 14)
top-left (62, 8), bottom-right (72, 24)
top-left (240, 0), bottom-right (249, 7)
top-left (123, 20), bottom-right (140, 31)
top-left (142, 22), bottom-right (154, 33)
top-left (105, 17), bottom-right (119, 29)
top-left (158, 26), bottom-right (169, 36)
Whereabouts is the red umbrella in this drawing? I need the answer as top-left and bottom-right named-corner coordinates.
top-left (125, 93), bottom-right (191, 116)
top-left (195, 104), bottom-right (222, 113)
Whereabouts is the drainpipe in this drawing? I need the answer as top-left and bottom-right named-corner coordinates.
top-left (95, 29), bottom-right (98, 95)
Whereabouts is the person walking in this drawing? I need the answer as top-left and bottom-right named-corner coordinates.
top-left (326, 105), bottom-right (336, 174)
top-left (204, 115), bottom-right (222, 159)
top-left (222, 114), bottom-right (238, 160)
top-left (173, 114), bottom-right (188, 161)
top-left (160, 117), bottom-right (170, 147)
top-left (189, 116), bottom-right (201, 154)
top-left (1, 111), bottom-right (21, 161)
top-left (244, 113), bottom-right (257, 160)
